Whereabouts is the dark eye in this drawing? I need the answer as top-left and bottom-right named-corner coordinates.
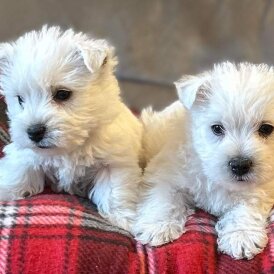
top-left (211, 124), bottom-right (225, 136)
top-left (17, 95), bottom-right (24, 107)
top-left (258, 124), bottom-right (274, 138)
top-left (53, 89), bottom-right (72, 102)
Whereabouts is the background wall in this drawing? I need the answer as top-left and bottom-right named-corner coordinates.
top-left (0, 0), bottom-right (273, 110)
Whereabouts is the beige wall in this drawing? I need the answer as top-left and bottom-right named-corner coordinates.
top-left (0, 0), bottom-right (273, 109)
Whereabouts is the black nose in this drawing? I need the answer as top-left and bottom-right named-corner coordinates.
top-left (27, 124), bottom-right (46, 142)
top-left (228, 157), bottom-right (252, 176)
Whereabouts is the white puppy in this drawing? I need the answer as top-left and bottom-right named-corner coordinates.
top-left (134, 62), bottom-right (274, 259)
top-left (0, 26), bottom-right (143, 231)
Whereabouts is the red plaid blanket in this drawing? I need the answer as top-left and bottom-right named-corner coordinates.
top-left (0, 98), bottom-right (273, 274)
top-left (0, 195), bottom-right (272, 274)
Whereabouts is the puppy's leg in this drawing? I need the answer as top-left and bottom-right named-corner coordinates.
top-left (89, 164), bottom-right (142, 231)
top-left (133, 150), bottom-right (193, 246)
top-left (0, 144), bottom-right (44, 200)
top-left (216, 203), bottom-right (269, 259)
top-left (134, 184), bottom-right (192, 246)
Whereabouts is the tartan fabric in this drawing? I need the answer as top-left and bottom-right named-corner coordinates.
top-left (0, 96), bottom-right (9, 158)
top-left (0, 97), bottom-right (274, 273)
top-left (0, 197), bottom-right (272, 274)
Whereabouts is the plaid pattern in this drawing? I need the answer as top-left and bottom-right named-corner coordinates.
top-left (0, 97), bottom-right (9, 158)
top-left (0, 97), bottom-right (274, 273)
top-left (0, 198), bottom-right (272, 274)
top-left (0, 96), bottom-right (7, 123)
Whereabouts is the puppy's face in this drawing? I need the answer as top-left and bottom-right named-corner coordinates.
top-left (0, 26), bottom-right (119, 154)
top-left (176, 62), bottom-right (274, 190)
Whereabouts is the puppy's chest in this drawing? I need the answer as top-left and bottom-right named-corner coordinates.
top-left (44, 160), bottom-right (104, 197)
top-left (190, 179), bottom-right (242, 216)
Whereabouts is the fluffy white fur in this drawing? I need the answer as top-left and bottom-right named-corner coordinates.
top-left (134, 62), bottom-right (274, 259)
top-left (0, 26), bottom-right (143, 231)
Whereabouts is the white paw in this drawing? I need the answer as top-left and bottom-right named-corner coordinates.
top-left (0, 178), bottom-right (19, 201)
top-left (0, 190), bottom-right (17, 201)
top-left (0, 174), bottom-right (38, 201)
top-left (108, 215), bottom-right (133, 231)
top-left (217, 228), bottom-right (268, 259)
top-left (0, 186), bottom-right (28, 201)
top-left (133, 221), bottom-right (185, 246)
top-left (98, 209), bottom-right (134, 231)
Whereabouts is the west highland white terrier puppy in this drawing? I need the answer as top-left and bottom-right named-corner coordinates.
top-left (0, 26), bottom-right (143, 231)
top-left (134, 62), bottom-right (274, 259)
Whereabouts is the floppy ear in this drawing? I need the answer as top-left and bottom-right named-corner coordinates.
top-left (77, 39), bottom-right (116, 73)
top-left (174, 73), bottom-right (211, 110)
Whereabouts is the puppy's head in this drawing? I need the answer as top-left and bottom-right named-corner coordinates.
top-left (176, 62), bottom-right (274, 190)
top-left (0, 26), bottom-right (120, 154)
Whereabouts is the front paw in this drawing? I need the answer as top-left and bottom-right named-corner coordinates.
top-left (133, 221), bottom-right (185, 246)
top-left (0, 186), bottom-right (30, 201)
top-left (107, 214), bottom-right (133, 231)
top-left (0, 176), bottom-right (20, 200)
top-left (217, 224), bottom-right (268, 259)
top-left (0, 189), bottom-right (20, 201)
